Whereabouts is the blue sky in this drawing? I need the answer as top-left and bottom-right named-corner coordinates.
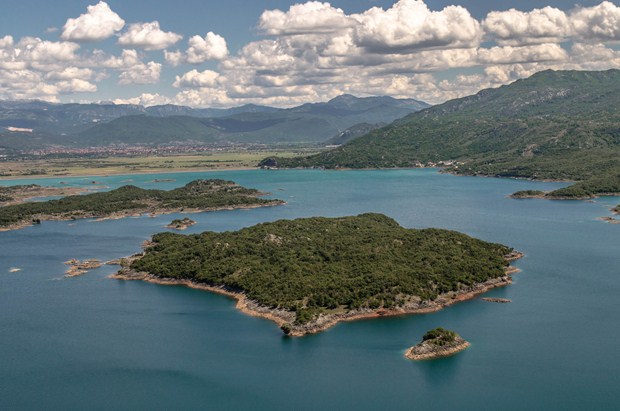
top-left (0, 0), bottom-right (618, 107)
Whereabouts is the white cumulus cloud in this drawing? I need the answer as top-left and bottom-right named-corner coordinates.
top-left (165, 32), bottom-right (229, 66)
top-left (173, 69), bottom-right (221, 88)
top-left (352, 0), bottom-right (482, 53)
top-left (118, 61), bottom-right (161, 85)
top-left (56, 78), bottom-right (97, 93)
top-left (61, 1), bottom-right (125, 42)
top-left (483, 7), bottom-right (571, 45)
top-left (571, 1), bottom-right (620, 41)
top-left (118, 21), bottom-right (182, 50)
top-left (258, 1), bottom-right (355, 35)
top-left (186, 32), bottom-right (229, 63)
top-left (16, 37), bottom-right (80, 63)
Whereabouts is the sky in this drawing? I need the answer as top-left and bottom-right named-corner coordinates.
top-left (0, 0), bottom-right (619, 107)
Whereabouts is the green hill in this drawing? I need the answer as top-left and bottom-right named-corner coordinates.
top-left (267, 70), bottom-right (620, 195)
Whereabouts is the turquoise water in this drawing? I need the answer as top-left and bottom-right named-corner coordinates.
top-left (1, 169), bottom-right (619, 410)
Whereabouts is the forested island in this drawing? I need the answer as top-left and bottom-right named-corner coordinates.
top-left (405, 328), bottom-right (470, 360)
top-left (113, 213), bottom-right (521, 336)
top-left (0, 179), bottom-right (283, 231)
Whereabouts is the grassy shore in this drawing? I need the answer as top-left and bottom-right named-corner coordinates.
top-left (0, 149), bottom-right (321, 180)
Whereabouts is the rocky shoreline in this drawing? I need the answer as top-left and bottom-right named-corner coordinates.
top-left (510, 191), bottom-right (620, 200)
top-left (111, 252), bottom-right (523, 337)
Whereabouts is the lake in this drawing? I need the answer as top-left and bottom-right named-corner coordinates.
top-left (1, 169), bottom-right (619, 410)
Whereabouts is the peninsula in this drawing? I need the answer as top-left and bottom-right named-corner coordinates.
top-left (112, 213), bottom-right (522, 336)
top-left (405, 328), bottom-right (470, 360)
top-left (0, 184), bottom-right (87, 206)
top-left (510, 172), bottom-right (620, 200)
top-left (0, 179), bottom-right (283, 231)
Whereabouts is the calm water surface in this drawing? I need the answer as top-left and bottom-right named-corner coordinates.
top-left (1, 169), bottom-right (619, 410)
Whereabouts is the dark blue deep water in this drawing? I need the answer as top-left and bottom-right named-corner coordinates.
top-left (1, 169), bottom-right (619, 410)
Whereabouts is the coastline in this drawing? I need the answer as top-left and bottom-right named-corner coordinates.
top-left (0, 200), bottom-right (284, 233)
top-left (111, 252), bottom-right (523, 337)
top-left (510, 191), bottom-right (620, 200)
top-left (286, 165), bottom-right (577, 184)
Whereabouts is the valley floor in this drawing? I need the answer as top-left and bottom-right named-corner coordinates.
top-left (0, 149), bottom-right (321, 180)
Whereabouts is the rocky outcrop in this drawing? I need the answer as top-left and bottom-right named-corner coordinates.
top-left (166, 217), bottom-right (196, 230)
top-left (599, 216), bottom-right (619, 224)
top-left (405, 337), bottom-right (470, 360)
top-left (405, 328), bottom-right (470, 360)
top-left (64, 259), bottom-right (102, 277)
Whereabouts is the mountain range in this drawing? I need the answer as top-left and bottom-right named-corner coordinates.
top-left (0, 95), bottom-right (428, 150)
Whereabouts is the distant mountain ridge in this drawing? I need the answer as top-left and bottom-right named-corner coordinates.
top-left (0, 100), bottom-right (280, 135)
top-left (0, 95), bottom-right (429, 149)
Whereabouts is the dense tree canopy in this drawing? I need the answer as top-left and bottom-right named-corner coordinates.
top-left (0, 179), bottom-right (279, 228)
top-left (132, 213), bottom-right (514, 324)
